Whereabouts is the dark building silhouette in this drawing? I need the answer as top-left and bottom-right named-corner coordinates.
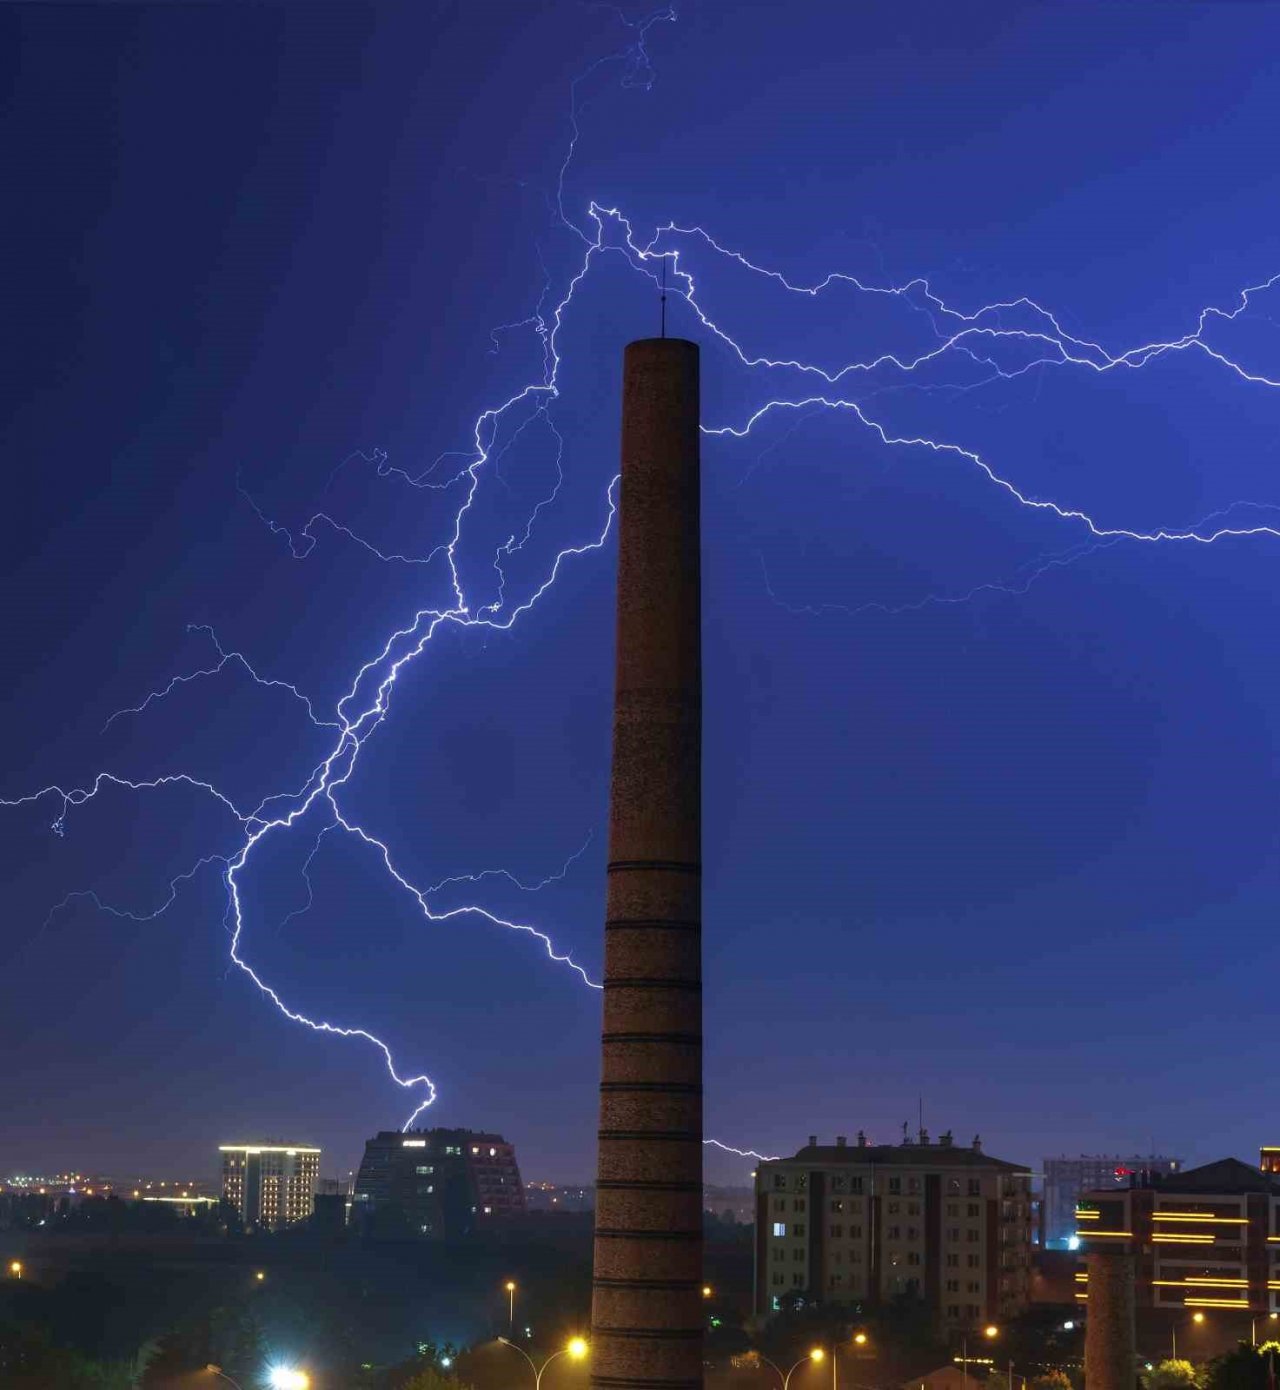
top-left (351, 1128), bottom-right (524, 1239)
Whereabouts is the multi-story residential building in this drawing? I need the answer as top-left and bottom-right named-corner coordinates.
top-left (219, 1143), bottom-right (320, 1231)
top-left (1043, 1153), bottom-right (1181, 1248)
top-left (1074, 1156), bottom-right (1280, 1315)
top-left (753, 1130), bottom-right (1032, 1328)
top-left (351, 1127), bottom-right (524, 1239)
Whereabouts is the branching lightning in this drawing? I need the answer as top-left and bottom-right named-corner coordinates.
top-left (5, 6), bottom-right (1280, 1158)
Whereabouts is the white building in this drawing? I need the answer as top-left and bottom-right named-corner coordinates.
top-left (220, 1143), bottom-right (320, 1230)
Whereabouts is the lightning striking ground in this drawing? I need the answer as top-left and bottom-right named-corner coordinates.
top-left (4, 9), bottom-right (1280, 1157)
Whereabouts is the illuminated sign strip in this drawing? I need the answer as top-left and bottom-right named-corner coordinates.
top-left (1153, 1279), bottom-right (1249, 1288)
top-left (1185, 1299), bottom-right (1251, 1308)
top-left (1152, 1213), bottom-right (1248, 1224)
top-left (219, 1146), bottom-right (321, 1155)
top-left (1152, 1233), bottom-right (1216, 1243)
top-left (1078, 1230), bottom-right (1134, 1239)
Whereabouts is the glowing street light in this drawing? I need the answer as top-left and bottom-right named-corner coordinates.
top-left (1172, 1312), bottom-right (1207, 1360)
top-left (702, 1285), bottom-right (714, 1299)
top-left (985, 1327), bottom-right (1000, 1340)
top-left (498, 1335), bottom-right (590, 1390)
top-left (853, 1333), bottom-right (869, 1347)
top-left (8, 1260), bottom-right (22, 1279)
top-left (506, 1280), bottom-right (518, 1331)
top-left (268, 1369), bottom-right (310, 1390)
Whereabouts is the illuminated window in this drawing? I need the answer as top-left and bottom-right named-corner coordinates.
top-left (772, 1221), bottom-right (786, 1238)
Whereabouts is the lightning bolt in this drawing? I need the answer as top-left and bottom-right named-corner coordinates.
top-left (4, 6), bottom-right (1279, 1165)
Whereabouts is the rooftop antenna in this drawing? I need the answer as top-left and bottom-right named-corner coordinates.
top-left (660, 255), bottom-right (667, 338)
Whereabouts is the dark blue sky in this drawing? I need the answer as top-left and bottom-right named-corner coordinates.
top-left (3, 1), bottom-right (1279, 1187)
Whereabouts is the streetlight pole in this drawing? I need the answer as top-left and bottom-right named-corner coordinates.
top-left (754, 1348), bottom-right (826, 1390)
top-left (506, 1280), bottom-right (517, 1334)
top-left (206, 1370), bottom-right (245, 1390)
top-left (498, 1336), bottom-right (589, 1390)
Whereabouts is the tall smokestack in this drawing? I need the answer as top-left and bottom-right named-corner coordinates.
top-left (1084, 1250), bottom-right (1137, 1390)
top-left (591, 338), bottom-right (702, 1390)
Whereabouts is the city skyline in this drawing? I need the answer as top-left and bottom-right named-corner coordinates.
top-left (4, 1), bottom-right (1280, 1187)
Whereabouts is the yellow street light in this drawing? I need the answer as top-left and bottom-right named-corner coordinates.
top-left (703, 1285), bottom-right (714, 1299)
top-left (984, 1326), bottom-right (999, 1339)
top-left (810, 1349), bottom-right (826, 1364)
top-left (568, 1338), bottom-right (589, 1361)
top-left (506, 1280), bottom-right (517, 1292)
top-left (853, 1333), bottom-right (868, 1347)
top-left (255, 1270), bottom-right (266, 1282)
top-left (1193, 1312), bottom-right (1206, 1325)
top-left (8, 1260), bottom-right (22, 1278)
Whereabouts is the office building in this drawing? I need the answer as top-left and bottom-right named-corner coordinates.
top-left (219, 1143), bottom-right (320, 1231)
top-left (1075, 1157), bottom-right (1280, 1315)
top-left (754, 1130), bottom-right (1033, 1327)
top-left (351, 1127), bottom-right (524, 1239)
top-left (1043, 1154), bottom-right (1181, 1248)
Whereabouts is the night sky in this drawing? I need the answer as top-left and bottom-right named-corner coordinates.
top-left (4, 1), bottom-right (1280, 1188)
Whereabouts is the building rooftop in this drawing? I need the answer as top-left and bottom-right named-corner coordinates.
top-left (1085, 1156), bottom-right (1278, 1197)
top-left (771, 1134), bottom-right (1028, 1172)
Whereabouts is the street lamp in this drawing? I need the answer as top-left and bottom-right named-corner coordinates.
top-left (748, 1347), bottom-right (824, 1390)
top-left (853, 1334), bottom-right (868, 1347)
top-left (506, 1280), bottom-right (517, 1332)
top-left (959, 1327), bottom-right (997, 1390)
top-left (703, 1286), bottom-right (714, 1299)
top-left (267, 1370), bottom-right (310, 1390)
top-left (1172, 1312), bottom-right (1207, 1361)
top-left (8, 1260), bottom-right (21, 1279)
top-left (498, 1335), bottom-right (590, 1390)
top-left (1252, 1312), bottom-right (1279, 1345)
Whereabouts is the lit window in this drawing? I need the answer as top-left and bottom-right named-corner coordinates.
top-left (772, 1222), bottom-right (786, 1237)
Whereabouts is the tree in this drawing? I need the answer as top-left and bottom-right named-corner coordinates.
top-left (1203, 1342), bottom-right (1280, 1390)
top-left (1031, 1371), bottom-right (1074, 1390)
top-left (1145, 1359), bottom-right (1203, 1390)
top-left (396, 1369), bottom-right (478, 1390)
